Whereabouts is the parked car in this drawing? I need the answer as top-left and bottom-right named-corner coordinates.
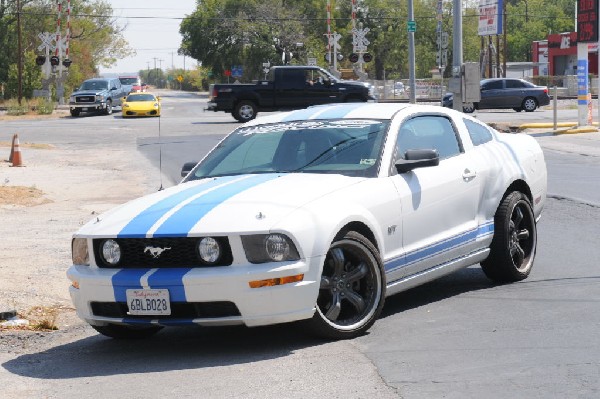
top-left (67, 103), bottom-right (547, 340)
top-left (443, 78), bottom-right (550, 113)
top-left (118, 75), bottom-right (143, 94)
top-left (121, 92), bottom-right (161, 117)
top-left (68, 78), bottom-right (126, 117)
top-left (206, 65), bottom-right (375, 122)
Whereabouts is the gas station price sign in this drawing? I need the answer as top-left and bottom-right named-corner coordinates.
top-left (577, 0), bottom-right (598, 43)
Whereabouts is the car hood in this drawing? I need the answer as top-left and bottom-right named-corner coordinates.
top-left (75, 173), bottom-right (367, 238)
top-left (72, 89), bottom-right (107, 96)
top-left (124, 100), bottom-right (158, 109)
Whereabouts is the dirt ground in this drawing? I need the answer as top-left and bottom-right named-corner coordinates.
top-left (0, 135), bottom-right (156, 347)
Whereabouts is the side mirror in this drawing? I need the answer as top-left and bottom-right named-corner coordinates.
top-left (395, 149), bottom-right (439, 173)
top-left (111, 87), bottom-right (117, 91)
top-left (181, 161), bottom-right (198, 177)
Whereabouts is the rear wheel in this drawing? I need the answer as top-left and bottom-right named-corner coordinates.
top-left (481, 191), bottom-right (537, 283)
top-left (104, 99), bottom-right (113, 115)
top-left (306, 231), bottom-right (385, 339)
top-left (522, 97), bottom-right (537, 112)
top-left (91, 323), bottom-right (162, 339)
top-left (233, 100), bottom-right (257, 122)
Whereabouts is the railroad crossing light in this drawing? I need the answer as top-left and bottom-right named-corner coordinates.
top-left (336, 53), bottom-right (344, 61)
top-left (363, 53), bottom-right (373, 63)
top-left (349, 53), bottom-right (359, 63)
top-left (62, 59), bottom-right (72, 68)
top-left (50, 56), bottom-right (60, 66)
top-left (324, 53), bottom-right (331, 62)
top-left (35, 55), bottom-right (46, 66)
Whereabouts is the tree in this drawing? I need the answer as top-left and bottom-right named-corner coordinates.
top-left (0, 0), bottom-right (134, 99)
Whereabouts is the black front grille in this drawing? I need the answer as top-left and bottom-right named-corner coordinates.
top-left (91, 301), bottom-right (241, 319)
top-left (76, 96), bottom-right (95, 103)
top-left (93, 237), bottom-right (233, 268)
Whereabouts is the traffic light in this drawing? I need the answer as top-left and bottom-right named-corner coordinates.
top-left (363, 53), bottom-right (373, 63)
top-left (349, 53), bottom-right (359, 63)
top-left (50, 56), bottom-right (60, 66)
top-left (62, 59), bottom-right (72, 68)
top-left (35, 55), bottom-right (46, 66)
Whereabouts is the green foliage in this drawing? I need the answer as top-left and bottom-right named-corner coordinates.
top-left (34, 98), bottom-right (55, 114)
top-left (5, 99), bottom-right (29, 115)
top-left (1, 0), bottom-right (134, 101)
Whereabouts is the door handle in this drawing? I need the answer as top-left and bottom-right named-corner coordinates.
top-left (462, 168), bottom-right (477, 181)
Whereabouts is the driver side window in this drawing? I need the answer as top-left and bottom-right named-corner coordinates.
top-left (397, 115), bottom-right (461, 160)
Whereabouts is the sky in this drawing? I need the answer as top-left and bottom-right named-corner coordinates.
top-left (99, 1), bottom-right (198, 76)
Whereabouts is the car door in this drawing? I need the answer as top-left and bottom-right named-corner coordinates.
top-left (388, 114), bottom-right (481, 281)
top-left (304, 69), bottom-right (344, 105)
top-left (478, 79), bottom-right (504, 109)
top-left (504, 79), bottom-right (527, 107)
top-left (274, 69), bottom-right (308, 108)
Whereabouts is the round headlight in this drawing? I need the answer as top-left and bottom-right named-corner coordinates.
top-left (198, 237), bottom-right (221, 263)
top-left (101, 239), bottom-right (121, 265)
top-left (265, 234), bottom-right (290, 262)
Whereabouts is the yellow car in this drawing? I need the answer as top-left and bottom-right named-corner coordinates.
top-left (121, 93), bottom-right (161, 117)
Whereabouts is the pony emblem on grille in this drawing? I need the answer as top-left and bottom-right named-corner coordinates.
top-left (144, 246), bottom-right (172, 258)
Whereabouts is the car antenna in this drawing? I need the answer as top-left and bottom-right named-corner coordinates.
top-left (158, 106), bottom-right (164, 191)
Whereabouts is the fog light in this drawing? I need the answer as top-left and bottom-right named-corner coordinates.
top-left (198, 237), bottom-right (221, 263)
top-left (249, 274), bottom-right (304, 288)
top-left (101, 239), bottom-right (121, 265)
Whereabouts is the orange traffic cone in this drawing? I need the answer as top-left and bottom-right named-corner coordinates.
top-left (8, 133), bottom-right (16, 163)
top-left (10, 134), bottom-right (23, 167)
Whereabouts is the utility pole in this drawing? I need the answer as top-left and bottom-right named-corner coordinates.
top-left (17, 0), bottom-right (23, 105)
top-left (170, 52), bottom-right (174, 70)
top-left (407, 0), bottom-right (416, 104)
top-left (451, 0), bottom-right (463, 111)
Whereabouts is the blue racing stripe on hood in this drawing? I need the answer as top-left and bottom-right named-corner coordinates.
top-left (118, 176), bottom-right (240, 238)
top-left (152, 174), bottom-right (279, 237)
top-left (315, 103), bottom-right (367, 119)
top-left (281, 106), bottom-right (332, 121)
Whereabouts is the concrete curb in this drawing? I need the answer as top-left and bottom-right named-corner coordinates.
top-left (519, 122), bottom-right (599, 135)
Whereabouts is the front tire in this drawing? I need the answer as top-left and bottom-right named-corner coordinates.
top-left (104, 99), bottom-right (113, 115)
top-left (233, 100), bottom-right (257, 122)
top-left (462, 102), bottom-right (475, 113)
top-left (70, 109), bottom-right (80, 117)
top-left (306, 231), bottom-right (385, 339)
top-left (481, 191), bottom-right (537, 283)
top-left (91, 323), bottom-right (162, 339)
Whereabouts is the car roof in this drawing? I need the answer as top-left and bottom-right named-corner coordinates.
top-left (242, 103), bottom-right (433, 126)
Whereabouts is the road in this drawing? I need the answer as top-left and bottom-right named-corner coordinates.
top-left (1, 90), bottom-right (599, 398)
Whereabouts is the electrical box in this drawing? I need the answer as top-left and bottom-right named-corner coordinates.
top-left (462, 62), bottom-right (481, 103)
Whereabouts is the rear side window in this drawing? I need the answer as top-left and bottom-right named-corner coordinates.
top-left (506, 80), bottom-right (526, 89)
top-left (482, 80), bottom-right (503, 90)
top-left (463, 118), bottom-right (493, 146)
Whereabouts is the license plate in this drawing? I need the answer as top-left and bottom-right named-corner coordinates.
top-left (126, 289), bottom-right (171, 316)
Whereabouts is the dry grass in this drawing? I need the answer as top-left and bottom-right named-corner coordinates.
top-left (0, 185), bottom-right (52, 207)
top-left (0, 305), bottom-right (65, 331)
top-left (0, 141), bottom-right (55, 150)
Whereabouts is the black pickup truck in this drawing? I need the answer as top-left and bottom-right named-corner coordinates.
top-left (205, 66), bottom-right (375, 122)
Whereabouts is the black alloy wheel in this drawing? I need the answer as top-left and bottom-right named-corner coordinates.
top-left (481, 191), bottom-right (537, 283)
top-left (307, 231), bottom-right (385, 339)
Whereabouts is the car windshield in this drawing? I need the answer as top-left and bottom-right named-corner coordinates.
top-left (80, 81), bottom-right (108, 90)
top-left (120, 77), bottom-right (139, 85)
top-left (126, 94), bottom-right (156, 102)
top-left (187, 119), bottom-right (389, 180)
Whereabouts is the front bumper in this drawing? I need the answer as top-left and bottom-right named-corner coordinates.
top-left (69, 102), bottom-right (107, 110)
top-left (67, 256), bottom-right (323, 328)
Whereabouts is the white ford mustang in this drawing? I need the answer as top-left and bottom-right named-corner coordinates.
top-left (68, 103), bottom-right (547, 339)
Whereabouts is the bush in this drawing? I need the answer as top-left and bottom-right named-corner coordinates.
top-left (33, 98), bottom-right (54, 115)
top-left (5, 99), bottom-right (28, 116)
